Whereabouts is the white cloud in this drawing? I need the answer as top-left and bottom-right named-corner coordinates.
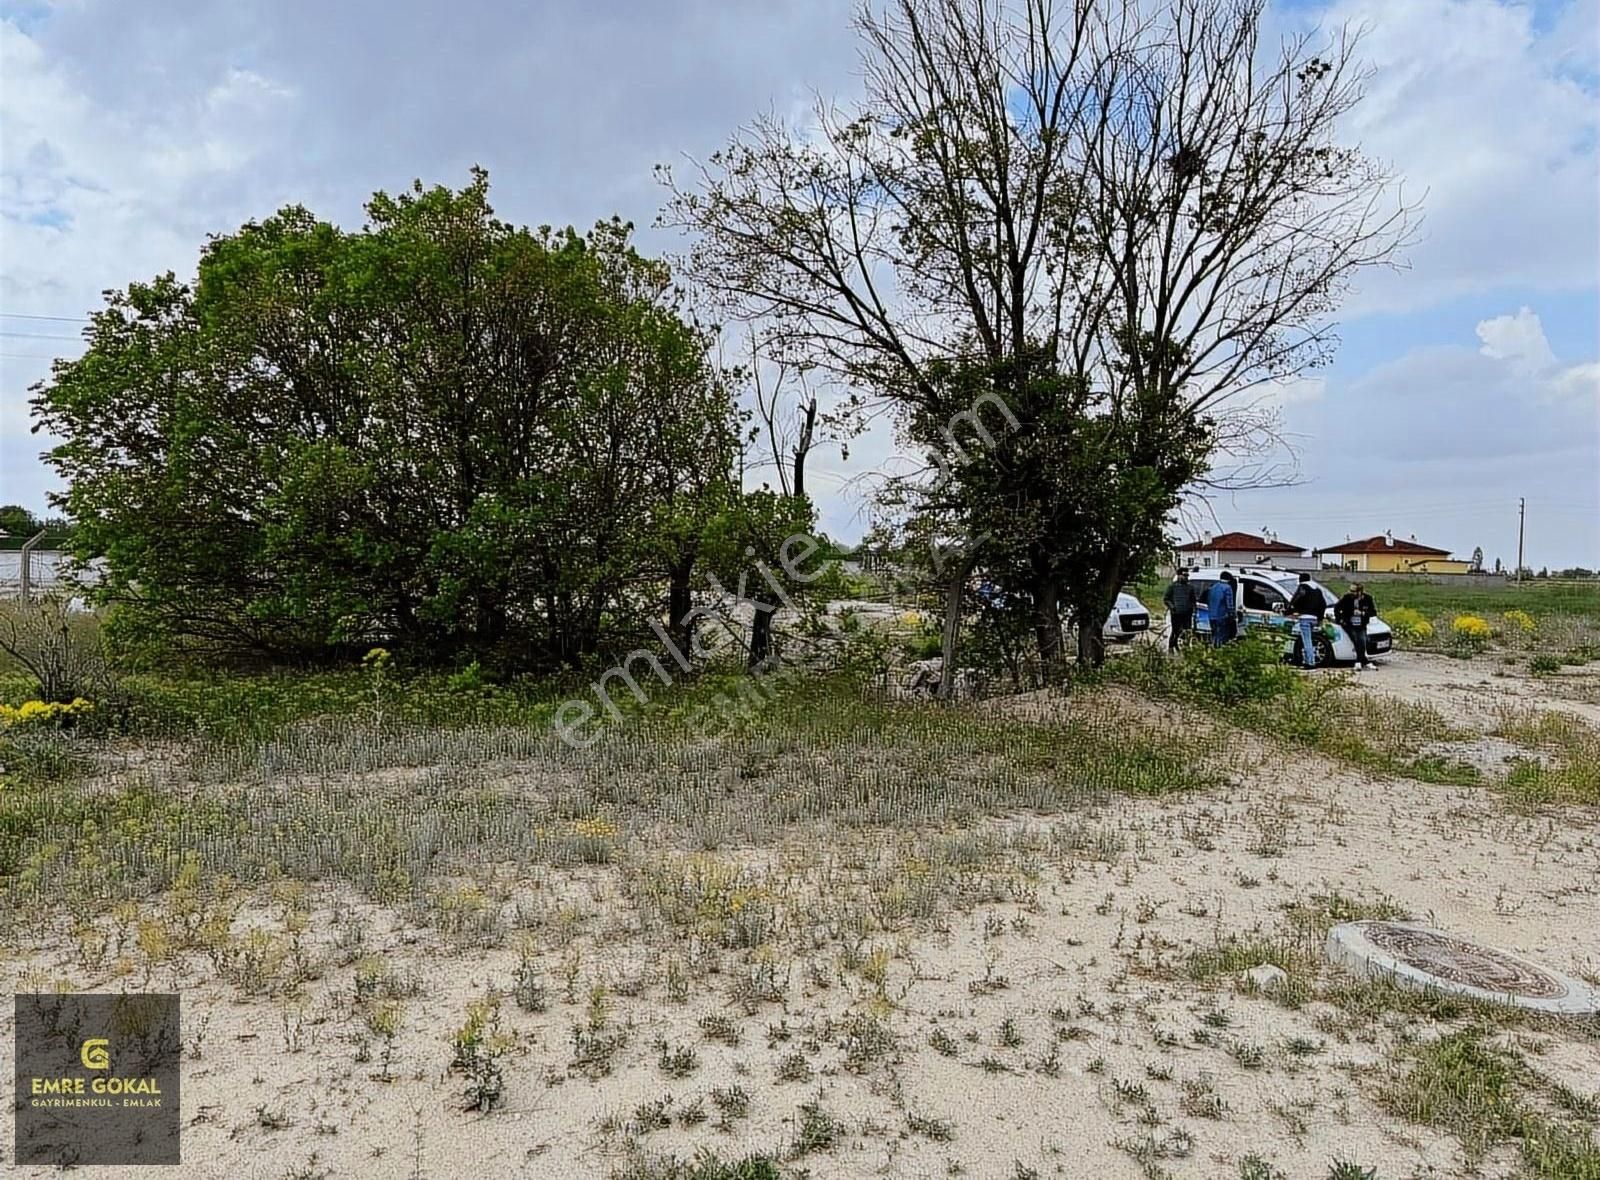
top-left (1476, 306), bottom-right (1558, 374)
top-left (1315, 0), bottom-right (1600, 315)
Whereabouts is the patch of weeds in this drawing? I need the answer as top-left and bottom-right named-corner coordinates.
top-left (1238, 1155), bottom-right (1286, 1180)
top-left (1116, 1127), bottom-right (1195, 1171)
top-left (839, 1011), bottom-right (897, 1073)
top-left (1381, 1028), bottom-right (1600, 1177)
top-left (698, 1014), bottom-right (741, 1046)
top-left (1230, 1041), bottom-right (1266, 1070)
top-left (570, 1024), bottom-right (628, 1080)
top-left (1494, 710), bottom-right (1600, 805)
top-left (775, 1051), bottom-right (813, 1082)
top-left (907, 1111), bottom-right (956, 1141)
top-left (656, 1039), bottom-right (699, 1078)
top-left (929, 1026), bottom-right (960, 1056)
top-left (1188, 937), bottom-right (1307, 982)
top-left (998, 1016), bottom-right (1023, 1048)
top-left (632, 1095), bottom-right (674, 1134)
top-left (609, 1149), bottom-right (783, 1180)
top-left (711, 1084), bottom-right (751, 1126)
top-left (1179, 1073), bottom-right (1227, 1119)
top-left (450, 999), bottom-right (511, 1113)
top-left (791, 1097), bottom-right (844, 1158)
top-left (1325, 1161), bottom-right (1377, 1180)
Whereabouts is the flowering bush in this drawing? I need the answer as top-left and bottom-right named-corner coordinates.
top-left (0, 697), bottom-right (95, 729)
top-left (1385, 607), bottom-right (1434, 643)
top-left (1503, 609), bottom-right (1536, 634)
top-left (1447, 614), bottom-right (1493, 657)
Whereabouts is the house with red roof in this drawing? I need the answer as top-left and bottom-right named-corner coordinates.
top-left (1313, 532), bottom-right (1473, 574)
top-left (1173, 530), bottom-right (1315, 571)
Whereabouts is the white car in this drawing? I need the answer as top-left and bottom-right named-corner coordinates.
top-left (1103, 591), bottom-right (1152, 642)
top-left (1183, 567), bottom-right (1392, 664)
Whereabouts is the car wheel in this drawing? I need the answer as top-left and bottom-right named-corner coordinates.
top-left (1314, 633), bottom-right (1337, 667)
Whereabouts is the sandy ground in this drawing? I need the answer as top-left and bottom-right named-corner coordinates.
top-left (3, 652), bottom-right (1598, 1180)
top-left (1350, 648), bottom-right (1600, 729)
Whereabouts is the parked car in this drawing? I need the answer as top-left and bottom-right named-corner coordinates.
top-left (1181, 567), bottom-right (1392, 664)
top-left (1103, 590), bottom-right (1152, 642)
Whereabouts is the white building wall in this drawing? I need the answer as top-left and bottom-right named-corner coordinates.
top-left (0, 549), bottom-right (102, 596)
top-left (1181, 548), bottom-right (1317, 571)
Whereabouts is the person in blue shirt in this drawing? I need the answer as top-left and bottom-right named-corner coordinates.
top-left (1206, 572), bottom-right (1238, 645)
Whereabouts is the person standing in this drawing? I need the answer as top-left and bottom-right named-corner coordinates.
top-left (1287, 571), bottom-right (1328, 669)
top-left (1206, 572), bottom-right (1238, 646)
top-left (1163, 568), bottom-right (1198, 652)
top-left (1335, 582), bottom-right (1378, 669)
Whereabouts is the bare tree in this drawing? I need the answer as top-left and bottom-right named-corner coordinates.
top-left (0, 597), bottom-right (110, 704)
top-left (662, 0), bottom-right (1417, 667)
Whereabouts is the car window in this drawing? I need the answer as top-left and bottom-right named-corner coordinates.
top-left (1241, 580), bottom-right (1285, 611)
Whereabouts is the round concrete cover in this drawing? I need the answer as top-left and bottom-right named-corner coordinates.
top-left (1327, 921), bottom-right (1600, 1015)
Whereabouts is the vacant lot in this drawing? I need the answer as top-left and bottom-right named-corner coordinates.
top-left (2, 643), bottom-right (1598, 1179)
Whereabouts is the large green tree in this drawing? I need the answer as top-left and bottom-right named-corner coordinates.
top-left (33, 172), bottom-right (738, 668)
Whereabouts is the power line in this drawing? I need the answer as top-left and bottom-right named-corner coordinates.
top-left (0, 313), bottom-right (89, 323)
top-left (0, 352), bottom-right (60, 360)
top-left (0, 331), bottom-right (83, 341)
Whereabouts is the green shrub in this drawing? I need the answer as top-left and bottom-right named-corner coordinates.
top-left (1175, 632), bottom-right (1298, 706)
top-left (1384, 606), bottom-right (1434, 644)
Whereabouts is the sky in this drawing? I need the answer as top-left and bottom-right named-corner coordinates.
top-left (2, 0), bottom-right (1597, 570)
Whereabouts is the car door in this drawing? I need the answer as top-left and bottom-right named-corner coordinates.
top-left (1239, 578), bottom-right (1288, 630)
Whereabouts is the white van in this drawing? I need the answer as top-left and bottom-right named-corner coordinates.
top-left (1183, 567), bottom-right (1392, 665)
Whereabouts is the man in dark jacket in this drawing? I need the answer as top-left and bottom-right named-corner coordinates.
top-left (1206, 572), bottom-right (1238, 646)
top-left (1287, 572), bottom-right (1327, 669)
top-left (1334, 582), bottom-right (1378, 670)
top-left (1163, 569), bottom-right (1198, 651)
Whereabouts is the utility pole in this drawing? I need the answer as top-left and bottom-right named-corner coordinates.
top-left (1517, 497), bottom-right (1525, 582)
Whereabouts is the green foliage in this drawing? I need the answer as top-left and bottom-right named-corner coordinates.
top-left (33, 171), bottom-right (738, 672)
top-left (1176, 632), bottom-right (1300, 705)
top-left (1381, 1030), bottom-right (1600, 1177)
top-left (906, 353), bottom-right (1209, 669)
top-left (610, 1152), bottom-right (782, 1180)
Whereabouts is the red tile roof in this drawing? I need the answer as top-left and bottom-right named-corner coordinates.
top-left (1315, 535), bottom-right (1452, 556)
top-left (1174, 531), bottom-right (1305, 553)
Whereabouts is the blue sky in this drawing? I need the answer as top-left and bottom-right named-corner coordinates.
top-left (2, 0), bottom-right (1597, 568)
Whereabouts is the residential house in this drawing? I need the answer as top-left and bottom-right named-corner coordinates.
top-left (1173, 530), bottom-right (1316, 571)
top-left (1314, 532), bottom-right (1473, 574)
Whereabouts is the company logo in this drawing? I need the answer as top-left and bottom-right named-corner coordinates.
top-left (80, 1039), bottom-right (110, 1070)
top-left (13, 993), bottom-right (181, 1166)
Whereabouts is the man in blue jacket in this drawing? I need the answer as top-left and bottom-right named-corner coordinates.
top-left (1207, 572), bottom-right (1238, 646)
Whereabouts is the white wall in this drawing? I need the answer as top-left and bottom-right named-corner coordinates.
top-left (1179, 548), bottom-right (1317, 571)
top-left (0, 549), bottom-right (101, 596)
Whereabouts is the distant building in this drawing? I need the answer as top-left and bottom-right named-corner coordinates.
top-left (1313, 532), bottom-right (1474, 574)
top-left (0, 532), bottom-right (98, 597)
top-left (1173, 530), bottom-right (1316, 571)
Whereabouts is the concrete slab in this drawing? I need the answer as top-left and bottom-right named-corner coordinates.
top-left (1327, 920), bottom-right (1600, 1016)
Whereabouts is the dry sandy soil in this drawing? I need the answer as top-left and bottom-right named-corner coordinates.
top-left (3, 651), bottom-right (1597, 1180)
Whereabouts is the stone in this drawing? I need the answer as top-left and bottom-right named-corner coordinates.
top-left (1242, 964), bottom-right (1289, 992)
top-left (1327, 920), bottom-right (1600, 1016)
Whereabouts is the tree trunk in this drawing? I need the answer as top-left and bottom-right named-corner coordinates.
top-left (667, 557), bottom-right (695, 652)
top-left (1076, 618), bottom-right (1107, 668)
top-left (747, 599), bottom-right (775, 670)
top-left (1032, 576), bottom-right (1062, 678)
top-left (1076, 555), bottom-right (1127, 669)
top-left (938, 549), bottom-right (980, 700)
